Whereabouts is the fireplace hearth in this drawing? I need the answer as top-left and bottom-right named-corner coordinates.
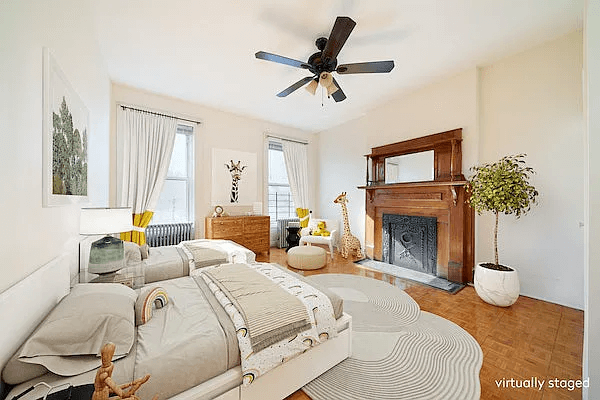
top-left (382, 214), bottom-right (437, 275)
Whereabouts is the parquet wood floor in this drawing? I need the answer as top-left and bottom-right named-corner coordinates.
top-left (257, 248), bottom-right (584, 400)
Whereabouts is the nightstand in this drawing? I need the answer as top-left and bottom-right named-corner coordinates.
top-left (76, 263), bottom-right (145, 289)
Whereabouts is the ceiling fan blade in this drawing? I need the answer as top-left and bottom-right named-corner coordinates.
top-left (337, 61), bottom-right (395, 74)
top-left (331, 77), bottom-right (347, 102)
top-left (276, 76), bottom-right (316, 97)
top-left (255, 51), bottom-right (310, 70)
top-left (322, 16), bottom-right (356, 62)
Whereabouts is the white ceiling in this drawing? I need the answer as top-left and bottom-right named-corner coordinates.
top-left (90, 0), bottom-right (583, 133)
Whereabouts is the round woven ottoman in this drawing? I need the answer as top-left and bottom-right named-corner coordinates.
top-left (287, 246), bottom-right (327, 270)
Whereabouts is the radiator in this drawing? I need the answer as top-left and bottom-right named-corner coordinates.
top-left (276, 218), bottom-right (300, 248)
top-left (146, 222), bottom-right (194, 247)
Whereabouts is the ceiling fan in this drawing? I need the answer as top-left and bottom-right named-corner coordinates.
top-left (255, 16), bottom-right (394, 102)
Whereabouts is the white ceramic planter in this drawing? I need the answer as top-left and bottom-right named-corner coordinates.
top-left (474, 263), bottom-right (520, 307)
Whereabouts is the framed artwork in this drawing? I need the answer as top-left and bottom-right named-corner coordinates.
top-left (211, 148), bottom-right (257, 205)
top-left (42, 48), bottom-right (89, 207)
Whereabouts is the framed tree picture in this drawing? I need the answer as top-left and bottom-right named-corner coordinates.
top-left (42, 48), bottom-right (89, 207)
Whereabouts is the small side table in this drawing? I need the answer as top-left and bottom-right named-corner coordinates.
top-left (286, 226), bottom-right (301, 252)
top-left (76, 263), bottom-right (145, 289)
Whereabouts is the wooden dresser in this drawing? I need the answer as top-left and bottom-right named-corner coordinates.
top-left (205, 215), bottom-right (270, 256)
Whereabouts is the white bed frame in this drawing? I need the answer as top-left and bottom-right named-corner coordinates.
top-left (0, 255), bottom-right (352, 400)
top-left (0, 255), bottom-right (71, 399)
top-left (171, 314), bottom-right (352, 400)
top-left (0, 256), bottom-right (70, 374)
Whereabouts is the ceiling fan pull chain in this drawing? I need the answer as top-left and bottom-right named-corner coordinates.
top-left (321, 86), bottom-right (324, 107)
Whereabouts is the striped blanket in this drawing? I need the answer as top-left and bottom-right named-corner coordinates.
top-left (197, 263), bottom-right (337, 385)
top-left (203, 264), bottom-right (311, 351)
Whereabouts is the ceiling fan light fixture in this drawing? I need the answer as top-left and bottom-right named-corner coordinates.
top-left (326, 83), bottom-right (339, 96)
top-left (306, 79), bottom-right (318, 95)
top-left (319, 72), bottom-right (338, 96)
top-left (319, 72), bottom-right (333, 88)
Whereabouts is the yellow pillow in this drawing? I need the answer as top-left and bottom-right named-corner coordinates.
top-left (312, 221), bottom-right (330, 236)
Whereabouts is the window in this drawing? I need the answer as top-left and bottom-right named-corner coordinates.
top-left (267, 141), bottom-right (295, 225)
top-left (152, 124), bottom-right (195, 224)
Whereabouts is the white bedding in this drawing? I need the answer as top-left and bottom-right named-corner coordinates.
top-left (179, 239), bottom-right (256, 268)
top-left (143, 239), bottom-right (256, 283)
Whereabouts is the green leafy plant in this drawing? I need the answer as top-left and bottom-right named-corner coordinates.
top-left (52, 97), bottom-right (87, 195)
top-left (466, 154), bottom-right (538, 270)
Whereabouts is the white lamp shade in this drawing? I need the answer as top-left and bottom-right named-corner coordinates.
top-left (319, 72), bottom-right (338, 96)
top-left (80, 208), bottom-right (133, 235)
top-left (305, 79), bottom-right (318, 95)
top-left (319, 72), bottom-right (333, 88)
top-left (326, 83), bottom-right (339, 96)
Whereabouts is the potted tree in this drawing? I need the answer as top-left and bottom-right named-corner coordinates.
top-left (467, 154), bottom-right (538, 307)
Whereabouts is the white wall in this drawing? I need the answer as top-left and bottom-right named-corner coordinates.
top-left (110, 83), bottom-right (316, 237)
top-left (318, 32), bottom-right (584, 309)
top-left (479, 30), bottom-right (584, 309)
top-left (583, 0), bottom-right (600, 396)
top-left (318, 68), bottom-right (479, 253)
top-left (0, 0), bottom-right (110, 294)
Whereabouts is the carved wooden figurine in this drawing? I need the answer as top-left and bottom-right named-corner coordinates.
top-left (92, 343), bottom-right (154, 400)
top-left (334, 192), bottom-right (364, 259)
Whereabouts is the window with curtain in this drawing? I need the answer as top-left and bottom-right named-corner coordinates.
top-left (152, 123), bottom-right (195, 224)
top-left (268, 141), bottom-right (295, 226)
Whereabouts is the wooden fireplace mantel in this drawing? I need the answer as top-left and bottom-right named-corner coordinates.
top-left (359, 129), bottom-right (475, 283)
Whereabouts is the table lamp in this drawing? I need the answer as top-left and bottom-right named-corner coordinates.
top-left (80, 208), bottom-right (132, 274)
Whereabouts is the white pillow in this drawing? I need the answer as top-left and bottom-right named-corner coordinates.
top-left (124, 241), bottom-right (143, 264)
top-left (7, 283), bottom-right (136, 380)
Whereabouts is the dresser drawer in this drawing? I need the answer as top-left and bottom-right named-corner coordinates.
top-left (206, 218), bottom-right (241, 237)
top-left (205, 216), bottom-right (269, 254)
top-left (244, 219), bottom-right (270, 234)
top-left (240, 237), bottom-right (269, 251)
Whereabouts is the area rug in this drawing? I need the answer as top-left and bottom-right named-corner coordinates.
top-left (355, 258), bottom-right (465, 294)
top-left (303, 274), bottom-right (482, 400)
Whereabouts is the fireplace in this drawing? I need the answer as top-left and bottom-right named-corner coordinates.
top-left (382, 214), bottom-right (437, 275)
top-left (359, 129), bottom-right (475, 283)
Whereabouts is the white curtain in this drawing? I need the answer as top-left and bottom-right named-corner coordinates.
top-left (282, 140), bottom-right (309, 209)
top-left (116, 107), bottom-right (178, 215)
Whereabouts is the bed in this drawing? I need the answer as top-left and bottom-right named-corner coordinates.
top-left (0, 255), bottom-right (352, 400)
top-left (126, 239), bottom-right (256, 284)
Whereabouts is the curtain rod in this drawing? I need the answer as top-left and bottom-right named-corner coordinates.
top-left (120, 104), bottom-right (201, 125)
top-left (265, 134), bottom-right (308, 145)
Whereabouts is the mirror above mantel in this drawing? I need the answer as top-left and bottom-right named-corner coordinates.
top-left (361, 128), bottom-right (466, 188)
top-left (384, 150), bottom-right (435, 184)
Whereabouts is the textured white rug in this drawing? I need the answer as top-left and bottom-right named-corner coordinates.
top-left (303, 274), bottom-right (483, 400)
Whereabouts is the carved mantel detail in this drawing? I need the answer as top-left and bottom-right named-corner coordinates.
top-left (359, 129), bottom-right (475, 283)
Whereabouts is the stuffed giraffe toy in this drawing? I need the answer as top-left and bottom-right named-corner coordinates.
top-left (334, 192), bottom-right (364, 259)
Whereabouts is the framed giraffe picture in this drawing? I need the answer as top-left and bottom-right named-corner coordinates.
top-left (211, 148), bottom-right (258, 205)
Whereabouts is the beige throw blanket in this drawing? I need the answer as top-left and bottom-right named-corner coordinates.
top-left (203, 264), bottom-right (311, 352)
top-left (181, 244), bottom-right (227, 268)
